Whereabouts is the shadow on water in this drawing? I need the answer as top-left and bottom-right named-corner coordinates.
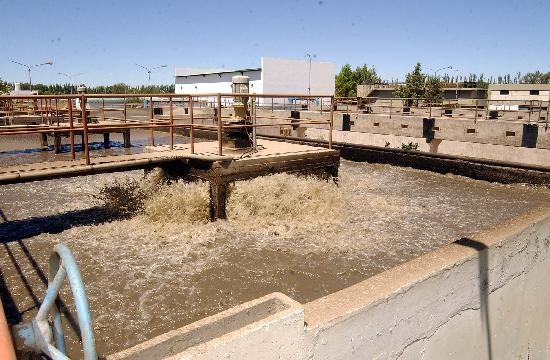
top-left (0, 207), bottom-right (116, 244)
top-left (456, 238), bottom-right (493, 360)
top-left (0, 141), bottom-right (127, 157)
top-left (0, 207), bottom-right (119, 342)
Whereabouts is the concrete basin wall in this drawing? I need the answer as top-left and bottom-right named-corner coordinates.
top-left (303, 206), bottom-right (550, 359)
top-left (108, 293), bottom-right (304, 360)
top-left (107, 207), bottom-right (550, 359)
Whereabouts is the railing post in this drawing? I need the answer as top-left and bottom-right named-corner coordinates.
top-left (329, 96), bottom-right (334, 149)
top-left (123, 99), bottom-right (127, 123)
top-left (528, 99), bottom-right (532, 122)
top-left (189, 95), bottom-right (195, 154)
top-left (474, 99), bottom-right (478, 122)
top-left (390, 98), bottom-right (392, 119)
top-left (149, 96), bottom-right (155, 146)
top-left (252, 96), bottom-right (257, 150)
top-left (81, 95), bottom-right (90, 165)
top-left (169, 96), bottom-right (174, 150)
top-left (217, 93), bottom-right (223, 156)
top-left (69, 98), bottom-right (75, 160)
top-left (55, 98), bottom-right (60, 126)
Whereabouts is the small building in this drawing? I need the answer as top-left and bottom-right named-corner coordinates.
top-left (488, 84), bottom-right (550, 110)
top-left (357, 84), bottom-right (486, 102)
top-left (174, 57), bottom-right (335, 103)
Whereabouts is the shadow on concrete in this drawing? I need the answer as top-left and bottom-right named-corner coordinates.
top-left (456, 237), bottom-right (493, 360)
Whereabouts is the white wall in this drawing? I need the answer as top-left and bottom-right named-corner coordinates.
top-left (175, 70), bottom-right (262, 95)
top-left (261, 57), bottom-right (335, 96)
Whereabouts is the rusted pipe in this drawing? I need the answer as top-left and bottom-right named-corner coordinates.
top-left (0, 300), bottom-right (16, 360)
top-left (217, 93), bottom-right (222, 156)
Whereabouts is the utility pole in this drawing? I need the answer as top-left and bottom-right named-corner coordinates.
top-left (11, 60), bottom-right (53, 92)
top-left (135, 63), bottom-right (167, 86)
top-left (305, 53), bottom-right (314, 95)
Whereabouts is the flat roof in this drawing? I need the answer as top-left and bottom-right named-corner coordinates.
top-left (175, 67), bottom-right (261, 77)
top-left (488, 84), bottom-right (550, 91)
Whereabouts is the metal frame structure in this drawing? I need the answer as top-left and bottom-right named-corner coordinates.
top-left (0, 93), bottom-right (335, 166)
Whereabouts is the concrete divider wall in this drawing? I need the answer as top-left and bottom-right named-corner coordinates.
top-left (108, 207), bottom-right (550, 359)
top-left (304, 128), bottom-right (550, 167)
top-left (293, 111), bottom-right (550, 149)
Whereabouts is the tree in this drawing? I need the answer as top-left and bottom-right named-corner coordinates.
top-left (0, 78), bottom-right (12, 94)
top-left (521, 71), bottom-right (550, 84)
top-left (424, 76), bottom-right (444, 104)
top-left (335, 64), bottom-right (356, 97)
top-left (394, 62), bottom-right (426, 106)
top-left (354, 65), bottom-right (381, 86)
top-left (335, 64), bottom-right (382, 97)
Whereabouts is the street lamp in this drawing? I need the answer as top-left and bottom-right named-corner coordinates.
top-left (58, 72), bottom-right (85, 94)
top-left (426, 65), bottom-right (454, 78)
top-left (135, 64), bottom-right (167, 85)
top-left (11, 60), bottom-right (53, 92)
top-left (305, 53), bottom-right (316, 95)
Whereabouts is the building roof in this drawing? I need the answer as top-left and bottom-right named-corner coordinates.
top-left (175, 67), bottom-right (261, 77)
top-left (488, 84), bottom-right (550, 91)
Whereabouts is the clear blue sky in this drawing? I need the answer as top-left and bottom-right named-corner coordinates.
top-left (1, 0), bottom-right (549, 86)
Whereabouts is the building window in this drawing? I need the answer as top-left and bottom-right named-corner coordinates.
top-left (530, 90), bottom-right (539, 95)
top-left (499, 90), bottom-right (509, 95)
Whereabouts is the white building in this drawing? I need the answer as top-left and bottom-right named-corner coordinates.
top-left (174, 57), bottom-right (335, 103)
top-left (488, 84), bottom-right (550, 110)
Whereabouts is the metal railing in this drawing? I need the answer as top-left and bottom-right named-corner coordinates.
top-left (0, 93), bottom-right (334, 166)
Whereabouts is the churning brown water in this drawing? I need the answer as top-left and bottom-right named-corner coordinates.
top-left (1, 159), bottom-right (549, 357)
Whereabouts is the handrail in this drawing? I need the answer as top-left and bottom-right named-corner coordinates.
top-left (12, 243), bottom-right (97, 360)
top-left (0, 92), bottom-right (336, 163)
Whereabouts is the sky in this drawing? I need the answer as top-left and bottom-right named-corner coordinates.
top-left (1, 0), bottom-right (549, 86)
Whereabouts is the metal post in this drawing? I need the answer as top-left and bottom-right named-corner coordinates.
top-left (55, 98), bottom-right (60, 126)
top-left (69, 98), bottom-right (75, 160)
top-left (189, 95), bottom-right (195, 154)
top-left (169, 96), bottom-right (174, 150)
top-left (529, 100), bottom-right (532, 122)
top-left (271, 98), bottom-right (274, 112)
top-left (474, 99), bottom-right (478, 123)
top-left (123, 100), bottom-right (127, 123)
top-left (149, 96), bottom-right (154, 146)
top-left (252, 96), bottom-right (257, 150)
top-left (390, 98), bottom-right (392, 119)
top-left (329, 96), bottom-right (334, 149)
top-left (102, 98), bottom-right (105, 122)
top-left (217, 93), bottom-right (222, 156)
top-left (81, 95), bottom-right (90, 165)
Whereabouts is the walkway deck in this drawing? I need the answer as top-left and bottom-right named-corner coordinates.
top-left (0, 139), bottom-right (340, 218)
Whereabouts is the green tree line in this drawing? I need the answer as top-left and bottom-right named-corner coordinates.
top-left (0, 81), bottom-right (174, 95)
top-left (335, 65), bottom-right (550, 97)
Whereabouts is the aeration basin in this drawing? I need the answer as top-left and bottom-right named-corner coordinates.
top-left (1, 158), bottom-right (549, 358)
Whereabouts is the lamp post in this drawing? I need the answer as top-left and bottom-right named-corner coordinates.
top-left (58, 72), bottom-right (84, 94)
top-left (135, 64), bottom-right (167, 85)
top-left (426, 65), bottom-right (454, 78)
top-left (11, 60), bottom-right (53, 92)
top-left (305, 53), bottom-right (316, 95)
